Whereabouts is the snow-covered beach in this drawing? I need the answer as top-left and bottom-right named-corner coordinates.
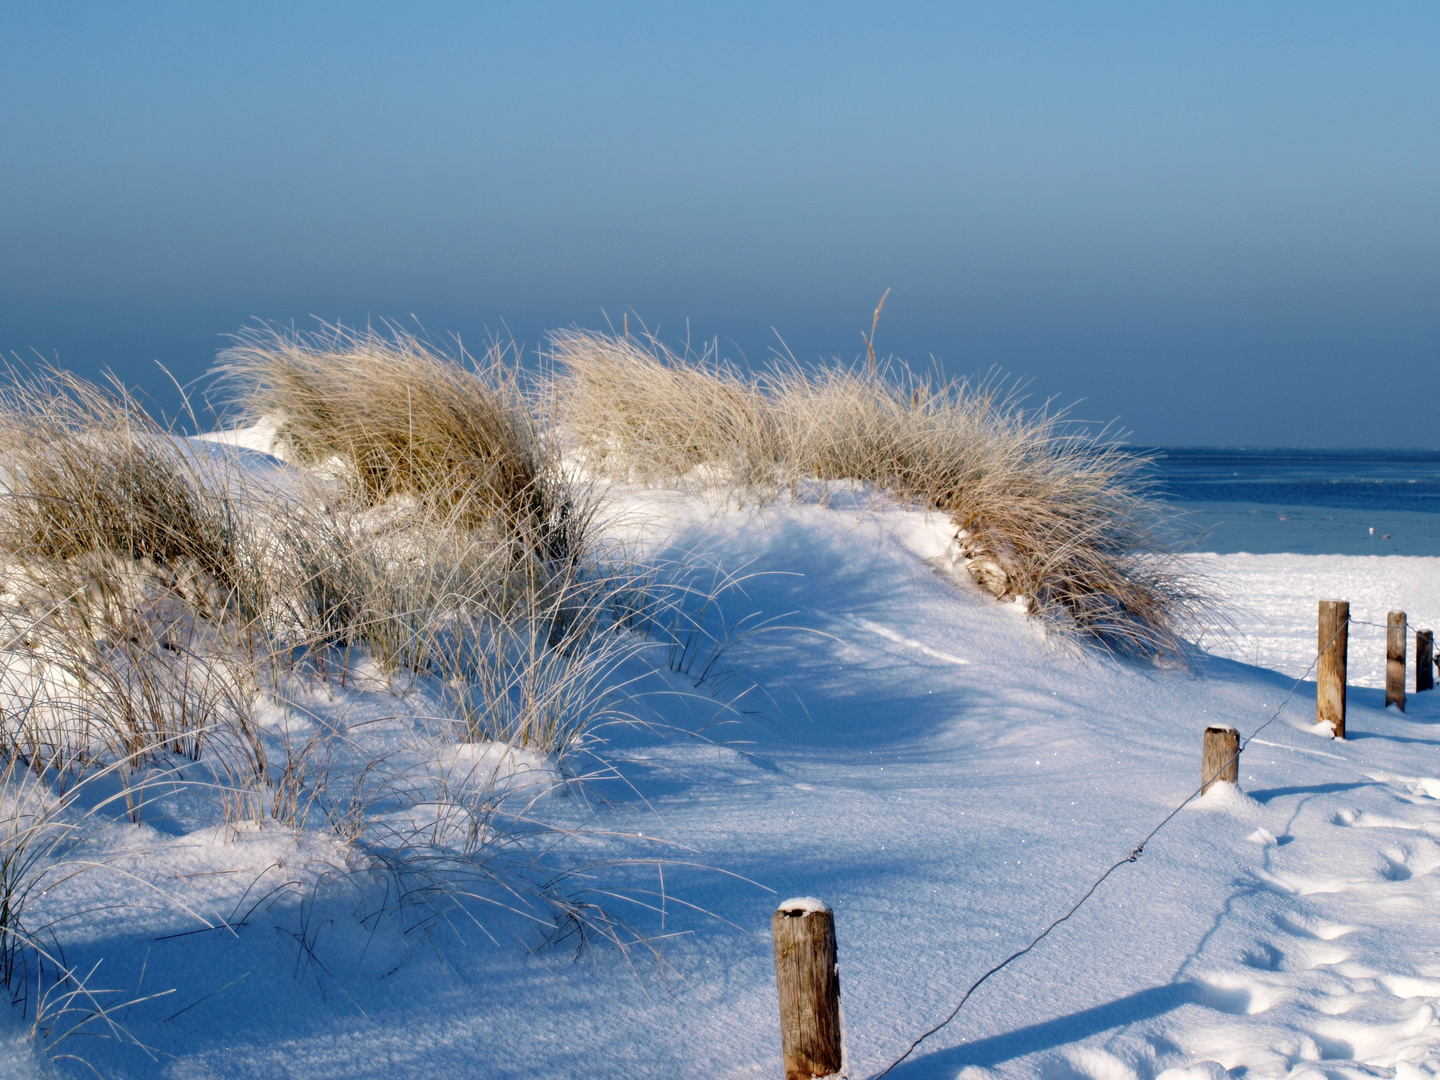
top-left (7, 3), bottom-right (1437, 1075)
top-left (5, 449), bottom-right (1440, 1080)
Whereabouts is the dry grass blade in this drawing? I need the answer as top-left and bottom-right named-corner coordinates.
top-left (863, 286), bottom-right (890, 375)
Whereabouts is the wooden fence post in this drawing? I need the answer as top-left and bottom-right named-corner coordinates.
top-left (773, 898), bottom-right (842, 1080)
top-left (1202, 726), bottom-right (1240, 793)
top-left (1418, 630), bottom-right (1434, 694)
top-left (1317, 600), bottom-right (1348, 738)
top-left (1387, 611), bottom-right (1407, 712)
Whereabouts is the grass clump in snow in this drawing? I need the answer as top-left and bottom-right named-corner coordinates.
top-left (550, 329), bottom-right (1204, 658)
top-left (0, 355), bottom-right (716, 1003)
top-left (0, 366), bottom-right (259, 609)
top-left (275, 490), bottom-right (650, 753)
top-left (217, 322), bottom-right (570, 550)
top-left (0, 365), bottom-right (274, 775)
top-left (214, 321), bottom-right (657, 749)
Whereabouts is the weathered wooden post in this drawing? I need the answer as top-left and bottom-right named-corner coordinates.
top-left (1418, 630), bottom-right (1434, 693)
top-left (1201, 725), bottom-right (1240, 793)
top-left (1387, 611), bottom-right (1407, 712)
top-left (1317, 600), bottom-right (1348, 738)
top-left (773, 898), bottom-right (843, 1080)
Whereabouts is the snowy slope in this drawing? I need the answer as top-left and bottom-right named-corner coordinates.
top-left (8, 478), bottom-right (1440, 1080)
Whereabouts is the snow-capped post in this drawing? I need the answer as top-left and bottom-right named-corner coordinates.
top-left (1201, 725), bottom-right (1239, 793)
top-left (1417, 630), bottom-right (1434, 693)
top-left (772, 897), bottom-right (843, 1080)
top-left (1317, 600), bottom-right (1348, 737)
top-left (1387, 611), bottom-right (1407, 712)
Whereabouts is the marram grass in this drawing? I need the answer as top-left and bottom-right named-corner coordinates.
top-left (549, 328), bottom-right (1206, 659)
top-left (218, 321), bottom-right (567, 548)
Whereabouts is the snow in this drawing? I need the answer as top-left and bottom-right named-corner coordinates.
top-left (195, 414), bottom-right (291, 461)
top-left (776, 896), bottom-right (832, 916)
top-left (7, 449), bottom-right (1440, 1078)
top-left (1186, 552), bottom-right (1440, 687)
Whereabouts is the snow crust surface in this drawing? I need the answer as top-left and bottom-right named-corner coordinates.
top-left (8, 472), bottom-right (1440, 1079)
top-left (777, 896), bottom-right (833, 915)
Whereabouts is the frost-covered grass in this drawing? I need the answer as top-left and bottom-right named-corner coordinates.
top-left (549, 329), bottom-right (1206, 658)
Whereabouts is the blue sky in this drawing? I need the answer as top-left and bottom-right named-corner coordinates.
top-left (2, 2), bottom-right (1436, 444)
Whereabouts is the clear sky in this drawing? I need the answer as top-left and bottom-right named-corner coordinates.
top-left (2, 2), bottom-right (1436, 444)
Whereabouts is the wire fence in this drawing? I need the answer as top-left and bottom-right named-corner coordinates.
top-left (1350, 616), bottom-right (1392, 630)
top-left (1349, 616), bottom-right (1430, 631)
top-left (867, 613), bottom-right (1363, 1079)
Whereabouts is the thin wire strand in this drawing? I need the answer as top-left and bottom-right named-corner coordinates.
top-left (868, 617), bottom-right (1350, 1079)
top-left (1349, 616), bottom-right (1427, 630)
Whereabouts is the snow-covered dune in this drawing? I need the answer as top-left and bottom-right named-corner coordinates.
top-left (12, 486), bottom-right (1440, 1079)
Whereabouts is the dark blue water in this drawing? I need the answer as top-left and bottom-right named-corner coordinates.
top-left (1143, 448), bottom-right (1440, 556)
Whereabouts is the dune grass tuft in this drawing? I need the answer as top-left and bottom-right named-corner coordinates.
top-left (0, 367), bottom-right (255, 606)
top-left (550, 329), bottom-right (1204, 658)
top-left (217, 322), bottom-right (569, 548)
top-left (0, 365), bottom-right (274, 775)
top-left (545, 329), bottom-right (782, 495)
top-left (215, 321), bottom-right (651, 748)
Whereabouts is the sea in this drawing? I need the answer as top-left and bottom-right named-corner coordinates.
top-left (1145, 448), bottom-right (1440, 556)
